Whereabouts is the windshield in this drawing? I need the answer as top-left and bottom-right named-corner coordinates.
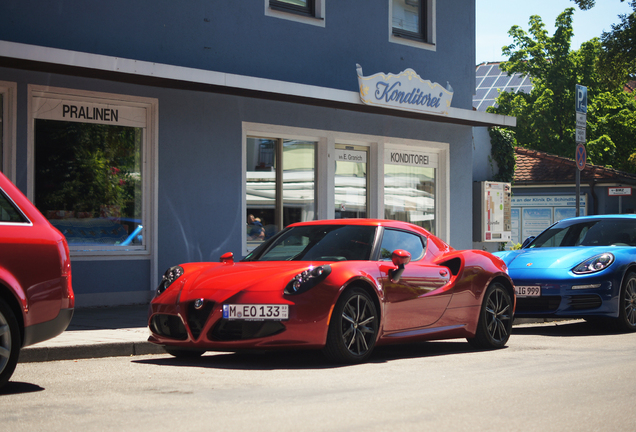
top-left (529, 218), bottom-right (636, 248)
top-left (245, 225), bottom-right (377, 261)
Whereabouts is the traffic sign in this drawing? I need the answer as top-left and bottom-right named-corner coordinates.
top-left (576, 143), bottom-right (586, 171)
top-left (576, 84), bottom-right (587, 114)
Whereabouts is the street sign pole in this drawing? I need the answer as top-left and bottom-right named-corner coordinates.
top-left (575, 84), bottom-right (587, 217)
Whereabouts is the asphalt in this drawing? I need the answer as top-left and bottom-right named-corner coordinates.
top-left (18, 304), bottom-right (165, 363)
top-left (17, 305), bottom-right (550, 363)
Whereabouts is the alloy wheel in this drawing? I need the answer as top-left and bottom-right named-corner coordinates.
top-left (485, 287), bottom-right (512, 343)
top-left (340, 294), bottom-right (377, 356)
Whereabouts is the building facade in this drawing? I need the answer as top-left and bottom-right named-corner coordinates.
top-left (0, 1), bottom-right (512, 306)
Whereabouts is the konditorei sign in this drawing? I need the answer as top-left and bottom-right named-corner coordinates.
top-left (356, 64), bottom-right (453, 115)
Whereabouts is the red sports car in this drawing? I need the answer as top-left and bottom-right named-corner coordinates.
top-left (149, 219), bottom-right (514, 363)
top-left (0, 171), bottom-right (74, 387)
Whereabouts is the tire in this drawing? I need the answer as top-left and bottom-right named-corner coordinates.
top-left (467, 282), bottom-right (513, 349)
top-left (614, 271), bottom-right (636, 333)
top-left (164, 347), bottom-right (206, 358)
top-left (323, 287), bottom-right (378, 364)
top-left (0, 299), bottom-right (21, 388)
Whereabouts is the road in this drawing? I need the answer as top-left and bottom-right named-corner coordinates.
top-left (2, 320), bottom-right (635, 432)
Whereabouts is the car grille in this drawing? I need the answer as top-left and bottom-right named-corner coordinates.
top-left (516, 296), bottom-right (562, 313)
top-left (187, 301), bottom-right (215, 340)
top-left (568, 295), bottom-right (602, 310)
top-left (210, 319), bottom-right (286, 341)
top-left (150, 314), bottom-right (188, 340)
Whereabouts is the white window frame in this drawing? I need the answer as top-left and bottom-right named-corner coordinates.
top-left (265, 0), bottom-right (326, 27)
top-left (389, 0), bottom-right (436, 51)
top-left (242, 122), bottom-right (449, 255)
top-left (0, 81), bottom-right (17, 182)
top-left (26, 85), bottom-right (158, 262)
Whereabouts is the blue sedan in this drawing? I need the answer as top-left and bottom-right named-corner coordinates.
top-left (494, 215), bottom-right (636, 332)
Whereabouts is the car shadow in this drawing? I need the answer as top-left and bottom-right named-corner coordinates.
top-left (512, 319), bottom-right (622, 337)
top-left (0, 382), bottom-right (45, 396)
top-left (133, 340), bottom-right (483, 371)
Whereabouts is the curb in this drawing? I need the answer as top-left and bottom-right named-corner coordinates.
top-left (18, 341), bottom-right (166, 363)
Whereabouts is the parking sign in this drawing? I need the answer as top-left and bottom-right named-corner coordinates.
top-left (575, 84), bottom-right (587, 114)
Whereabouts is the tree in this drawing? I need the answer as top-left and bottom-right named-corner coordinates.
top-left (488, 8), bottom-right (636, 174)
top-left (570, 0), bottom-right (636, 86)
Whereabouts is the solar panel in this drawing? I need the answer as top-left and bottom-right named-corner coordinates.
top-left (474, 62), bottom-right (531, 111)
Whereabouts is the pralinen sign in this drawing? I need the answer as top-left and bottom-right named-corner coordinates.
top-left (356, 64), bottom-right (453, 115)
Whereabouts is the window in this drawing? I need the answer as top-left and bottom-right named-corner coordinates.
top-left (246, 136), bottom-right (316, 250)
top-left (0, 81), bottom-right (16, 178)
top-left (335, 145), bottom-right (368, 219)
top-left (379, 228), bottom-right (425, 261)
top-left (0, 189), bottom-right (28, 223)
top-left (270, 0), bottom-right (314, 17)
top-left (29, 86), bottom-right (157, 255)
top-left (384, 149), bottom-right (437, 234)
top-left (266, 0), bottom-right (325, 26)
top-left (34, 120), bottom-right (143, 249)
top-left (0, 93), bottom-right (3, 171)
top-left (390, 0), bottom-right (435, 47)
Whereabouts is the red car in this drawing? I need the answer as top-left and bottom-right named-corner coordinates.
top-left (149, 219), bottom-right (514, 363)
top-left (0, 171), bottom-right (74, 387)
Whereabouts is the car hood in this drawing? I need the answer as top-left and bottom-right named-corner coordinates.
top-left (181, 261), bottom-right (332, 300)
top-left (493, 247), bottom-right (618, 270)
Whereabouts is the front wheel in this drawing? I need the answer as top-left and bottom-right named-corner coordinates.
top-left (467, 282), bottom-right (513, 349)
top-left (614, 272), bottom-right (636, 332)
top-left (323, 287), bottom-right (378, 364)
top-left (0, 299), bottom-right (21, 388)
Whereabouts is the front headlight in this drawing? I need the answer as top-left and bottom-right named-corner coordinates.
top-left (284, 265), bottom-right (332, 295)
top-left (572, 253), bottom-right (614, 274)
top-left (156, 265), bottom-right (184, 296)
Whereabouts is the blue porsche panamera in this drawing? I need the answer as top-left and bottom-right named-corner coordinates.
top-left (494, 215), bottom-right (636, 332)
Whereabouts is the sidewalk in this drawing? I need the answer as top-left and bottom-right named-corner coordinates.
top-left (18, 305), bottom-right (549, 363)
top-left (18, 304), bottom-right (166, 363)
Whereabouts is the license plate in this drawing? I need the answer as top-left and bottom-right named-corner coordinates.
top-left (515, 285), bottom-right (541, 298)
top-left (222, 304), bottom-right (289, 321)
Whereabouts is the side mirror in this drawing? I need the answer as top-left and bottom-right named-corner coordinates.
top-left (220, 252), bottom-right (234, 264)
top-left (521, 236), bottom-right (535, 249)
top-left (389, 249), bottom-right (411, 282)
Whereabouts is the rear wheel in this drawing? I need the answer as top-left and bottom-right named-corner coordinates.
top-left (164, 347), bottom-right (206, 358)
top-left (614, 272), bottom-right (636, 332)
top-left (323, 287), bottom-right (378, 364)
top-left (0, 299), bottom-right (21, 388)
top-left (468, 282), bottom-right (513, 349)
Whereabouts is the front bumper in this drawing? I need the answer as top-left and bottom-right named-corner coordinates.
top-left (511, 269), bottom-right (621, 318)
top-left (148, 296), bottom-right (332, 351)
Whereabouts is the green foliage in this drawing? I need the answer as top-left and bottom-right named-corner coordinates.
top-left (488, 8), bottom-right (636, 174)
top-left (488, 127), bottom-right (516, 183)
top-left (600, 1), bottom-right (636, 86)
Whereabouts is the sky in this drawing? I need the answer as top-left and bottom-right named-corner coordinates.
top-left (476, 0), bottom-right (634, 64)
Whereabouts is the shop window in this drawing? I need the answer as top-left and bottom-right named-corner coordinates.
top-left (384, 149), bottom-right (436, 234)
top-left (335, 145), bottom-right (368, 219)
top-left (34, 120), bottom-right (144, 249)
top-left (391, 0), bottom-right (434, 45)
top-left (246, 137), bottom-right (316, 250)
top-left (29, 87), bottom-right (155, 255)
top-left (270, 0), bottom-right (315, 17)
top-left (0, 93), bottom-right (3, 172)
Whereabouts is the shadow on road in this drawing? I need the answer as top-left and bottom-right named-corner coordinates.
top-left (512, 319), bottom-right (622, 337)
top-left (133, 339), bottom-right (484, 371)
top-left (0, 382), bottom-right (45, 396)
